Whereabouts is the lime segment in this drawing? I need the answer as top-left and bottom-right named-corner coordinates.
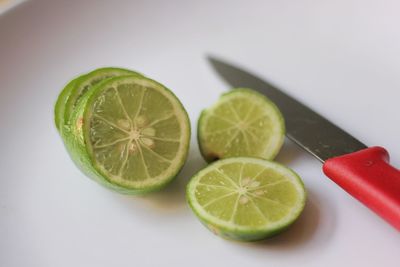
top-left (198, 88), bottom-right (285, 162)
top-left (64, 75), bottom-right (190, 193)
top-left (187, 157), bottom-right (306, 241)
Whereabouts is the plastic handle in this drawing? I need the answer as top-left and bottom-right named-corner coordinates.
top-left (323, 146), bottom-right (400, 231)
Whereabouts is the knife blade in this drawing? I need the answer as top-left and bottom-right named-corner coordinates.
top-left (208, 56), bottom-right (400, 231)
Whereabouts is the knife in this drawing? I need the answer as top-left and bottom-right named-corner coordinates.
top-left (208, 56), bottom-right (400, 231)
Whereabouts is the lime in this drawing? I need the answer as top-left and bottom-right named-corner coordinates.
top-left (186, 157), bottom-right (306, 241)
top-left (54, 76), bottom-right (81, 131)
top-left (63, 75), bottom-right (191, 194)
top-left (197, 88), bottom-right (285, 162)
top-left (54, 67), bottom-right (141, 131)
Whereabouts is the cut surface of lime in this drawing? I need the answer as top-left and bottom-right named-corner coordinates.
top-left (55, 67), bottom-right (141, 131)
top-left (65, 75), bottom-right (190, 194)
top-left (187, 157), bottom-right (306, 241)
top-left (198, 88), bottom-right (285, 162)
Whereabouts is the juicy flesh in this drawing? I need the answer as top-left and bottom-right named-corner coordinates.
top-left (201, 94), bottom-right (278, 159)
top-left (88, 83), bottom-right (182, 183)
top-left (66, 71), bottom-right (133, 123)
top-left (194, 162), bottom-right (299, 227)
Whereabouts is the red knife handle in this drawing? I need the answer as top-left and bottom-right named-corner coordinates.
top-left (323, 146), bottom-right (400, 231)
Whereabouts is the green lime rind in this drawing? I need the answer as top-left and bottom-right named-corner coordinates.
top-left (64, 67), bottom-right (142, 126)
top-left (197, 110), bottom-right (211, 161)
top-left (54, 75), bottom-right (86, 131)
top-left (186, 157), bottom-right (306, 241)
top-left (63, 75), bottom-right (191, 194)
top-left (55, 67), bottom-right (143, 134)
top-left (197, 88), bottom-right (285, 162)
top-left (61, 78), bottom-right (136, 194)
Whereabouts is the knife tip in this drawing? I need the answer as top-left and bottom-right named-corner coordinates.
top-left (206, 54), bottom-right (227, 72)
top-left (206, 54), bottom-right (218, 63)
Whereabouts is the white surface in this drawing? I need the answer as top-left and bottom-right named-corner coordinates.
top-left (0, 0), bottom-right (399, 266)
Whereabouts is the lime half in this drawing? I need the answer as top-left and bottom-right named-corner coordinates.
top-left (187, 157), bottom-right (306, 241)
top-left (64, 75), bottom-right (190, 194)
top-left (55, 67), bottom-right (141, 131)
top-left (198, 88), bottom-right (285, 162)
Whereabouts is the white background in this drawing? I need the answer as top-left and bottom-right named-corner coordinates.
top-left (0, 0), bottom-right (399, 266)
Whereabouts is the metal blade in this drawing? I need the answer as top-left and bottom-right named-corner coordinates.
top-left (208, 56), bottom-right (367, 162)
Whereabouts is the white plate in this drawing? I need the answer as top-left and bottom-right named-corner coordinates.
top-left (0, 0), bottom-right (399, 266)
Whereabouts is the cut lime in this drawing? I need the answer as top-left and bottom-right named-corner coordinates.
top-left (64, 75), bottom-right (191, 194)
top-left (54, 76), bottom-right (82, 131)
top-left (186, 157), bottom-right (306, 241)
top-left (54, 67), bottom-right (141, 131)
top-left (198, 88), bottom-right (285, 162)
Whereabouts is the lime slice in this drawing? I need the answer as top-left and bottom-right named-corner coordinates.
top-left (54, 67), bottom-right (141, 131)
top-left (187, 157), bottom-right (306, 241)
top-left (198, 88), bottom-right (285, 162)
top-left (54, 76), bottom-right (82, 131)
top-left (64, 75), bottom-right (191, 194)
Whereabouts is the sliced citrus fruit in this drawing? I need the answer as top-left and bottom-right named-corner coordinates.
top-left (197, 88), bottom-right (285, 162)
top-left (63, 75), bottom-right (190, 194)
top-left (54, 67), bottom-right (141, 132)
top-left (186, 157), bottom-right (306, 241)
top-left (54, 76), bottom-right (82, 131)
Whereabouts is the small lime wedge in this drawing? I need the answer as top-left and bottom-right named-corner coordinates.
top-left (186, 157), bottom-right (306, 241)
top-left (198, 88), bottom-right (285, 162)
top-left (64, 75), bottom-right (191, 194)
top-left (54, 67), bottom-right (142, 131)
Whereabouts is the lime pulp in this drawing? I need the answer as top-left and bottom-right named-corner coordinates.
top-left (187, 157), bottom-right (306, 241)
top-left (197, 88), bottom-right (285, 162)
top-left (63, 75), bottom-right (191, 194)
